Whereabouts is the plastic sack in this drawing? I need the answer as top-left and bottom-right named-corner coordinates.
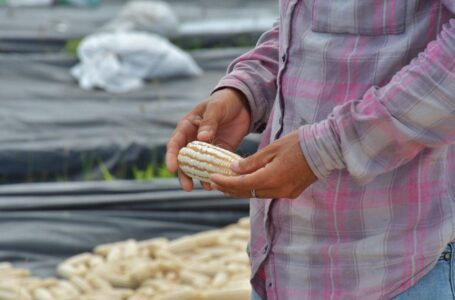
top-left (71, 32), bottom-right (202, 93)
top-left (100, 1), bottom-right (179, 37)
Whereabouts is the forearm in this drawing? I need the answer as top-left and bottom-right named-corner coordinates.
top-left (300, 18), bottom-right (455, 183)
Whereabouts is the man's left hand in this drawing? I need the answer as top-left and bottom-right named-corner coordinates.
top-left (210, 130), bottom-right (318, 199)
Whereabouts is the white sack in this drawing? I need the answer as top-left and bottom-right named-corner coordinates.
top-left (101, 1), bottom-right (179, 37)
top-left (71, 32), bottom-right (202, 93)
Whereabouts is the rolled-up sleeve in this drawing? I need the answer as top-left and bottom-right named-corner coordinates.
top-left (300, 18), bottom-right (455, 184)
top-left (213, 20), bottom-right (280, 134)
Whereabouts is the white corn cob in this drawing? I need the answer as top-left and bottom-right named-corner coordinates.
top-left (177, 141), bottom-right (242, 183)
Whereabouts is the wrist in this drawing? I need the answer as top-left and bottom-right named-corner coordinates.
top-left (213, 87), bottom-right (251, 114)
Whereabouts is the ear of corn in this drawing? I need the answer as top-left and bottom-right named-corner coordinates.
top-left (177, 141), bottom-right (242, 183)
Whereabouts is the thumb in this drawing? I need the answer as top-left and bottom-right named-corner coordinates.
top-left (231, 149), bottom-right (275, 175)
top-left (197, 103), bottom-right (221, 142)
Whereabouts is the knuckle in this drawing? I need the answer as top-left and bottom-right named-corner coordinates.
top-left (260, 157), bottom-right (270, 167)
top-left (178, 118), bottom-right (192, 127)
top-left (176, 120), bottom-right (185, 128)
top-left (192, 101), bottom-right (207, 114)
top-left (166, 140), bottom-right (177, 151)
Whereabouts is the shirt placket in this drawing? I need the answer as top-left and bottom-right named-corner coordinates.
top-left (263, 1), bottom-right (299, 299)
top-left (264, 204), bottom-right (282, 299)
top-left (264, 0), bottom-right (298, 231)
top-left (271, 0), bottom-right (297, 142)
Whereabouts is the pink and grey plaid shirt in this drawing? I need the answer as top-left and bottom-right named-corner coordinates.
top-left (215, 0), bottom-right (455, 299)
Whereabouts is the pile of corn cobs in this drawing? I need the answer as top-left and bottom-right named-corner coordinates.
top-left (0, 218), bottom-right (251, 300)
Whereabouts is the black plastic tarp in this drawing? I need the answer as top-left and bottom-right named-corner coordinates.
top-left (0, 0), bottom-right (278, 53)
top-left (0, 179), bottom-right (249, 277)
top-left (0, 48), bottom-right (262, 183)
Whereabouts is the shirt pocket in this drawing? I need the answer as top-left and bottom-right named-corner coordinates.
top-left (311, 0), bottom-right (407, 35)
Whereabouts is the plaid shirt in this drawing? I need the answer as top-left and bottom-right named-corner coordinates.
top-left (215, 0), bottom-right (455, 299)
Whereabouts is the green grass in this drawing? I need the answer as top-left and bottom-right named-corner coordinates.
top-left (99, 162), bottom-right (115, 181)
top-left (65, 39), bottom-right (82, 56)
top-left (157, 163), bottom-right (175, 178)
top-left (0, 153), bottom-right (177, 184)
top-left (132, 164), bottom-right (153, 181)
top-left (131, 162), bottom-right (176, 181)
top-left (96, 161), bottom-right (172, 182)
top-left (65, 33), bottom-right (258, 56)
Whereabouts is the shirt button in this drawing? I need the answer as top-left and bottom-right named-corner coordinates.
top-left (263, 245), bottom-right (268, 254)
top-left (268, 282), bottom-right (273, 288)
top-left (281, 54), bottom-right (286, 63)
top-left (444, 253), bottom-right (451, 261)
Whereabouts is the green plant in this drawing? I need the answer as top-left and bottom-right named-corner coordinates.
top-left (99, 162), bottom-right (115, 181)
top-left (158, 163), bottom-right (175, 178)
top-left (65, 39), bottom-right (82, 56)
top-left (132, 164), bottom-right (154, 181)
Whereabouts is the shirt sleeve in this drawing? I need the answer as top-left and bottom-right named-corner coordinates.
top-left (299, 17), bottom-right (455, 184)
top-left (213, 20), bottom-right (280, 134)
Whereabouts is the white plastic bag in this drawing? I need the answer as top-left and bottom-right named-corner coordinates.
top-left (71, 32), bottom-right (202, 93)
top-left (100, 1), bottom-right (179, 37)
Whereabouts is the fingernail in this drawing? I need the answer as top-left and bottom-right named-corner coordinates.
top-left (198, 130), bottom-right (209, 138)
top-left (231, 161), bottom-right (240, 171)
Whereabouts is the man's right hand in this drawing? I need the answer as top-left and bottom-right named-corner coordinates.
top-left (165, 88), bottom-right (252, 192)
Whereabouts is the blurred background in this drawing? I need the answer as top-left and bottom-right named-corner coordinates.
top-left (0, 0), bottom-right (278, 184)
top-left (0, 0), bottom-right (278, 287)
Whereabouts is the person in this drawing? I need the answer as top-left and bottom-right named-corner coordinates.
top-left (166, 1), bottom-right (455, 299)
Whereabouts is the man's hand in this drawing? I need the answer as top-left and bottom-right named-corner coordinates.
top-left (166, 88), bottom-right (251, 192)
top-left (209, 130), bottom-right (318, 199)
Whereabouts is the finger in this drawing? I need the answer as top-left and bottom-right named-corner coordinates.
top-left (178, 169), bottom-right (194, 192)
top-left (213, 184), bottom-right (254, 198)
top-left (213, 183), bottom-right (275, 199)
top-left (201, 181), bottom-right (212, 191)
top-left (166, 104), bottom-right (206, 172)
top-left (191, 117), bottom-right (202, 126)
top-left (166, 118), bottom-right (199, 172)
top-left (212, 139), bottom-right (235, 152)
top-left (213, 182), bottom-right (287, 199)
top-left (210, 164), bottom-right (273, 191)
top-left (230, 147), bottom-right (275, 175)
top-left (197, 102), bottom-right (223, 142)
top-left (211, 182), bottom-right (249, 198)
top-left (166, 139), bottom-right (182, 173)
